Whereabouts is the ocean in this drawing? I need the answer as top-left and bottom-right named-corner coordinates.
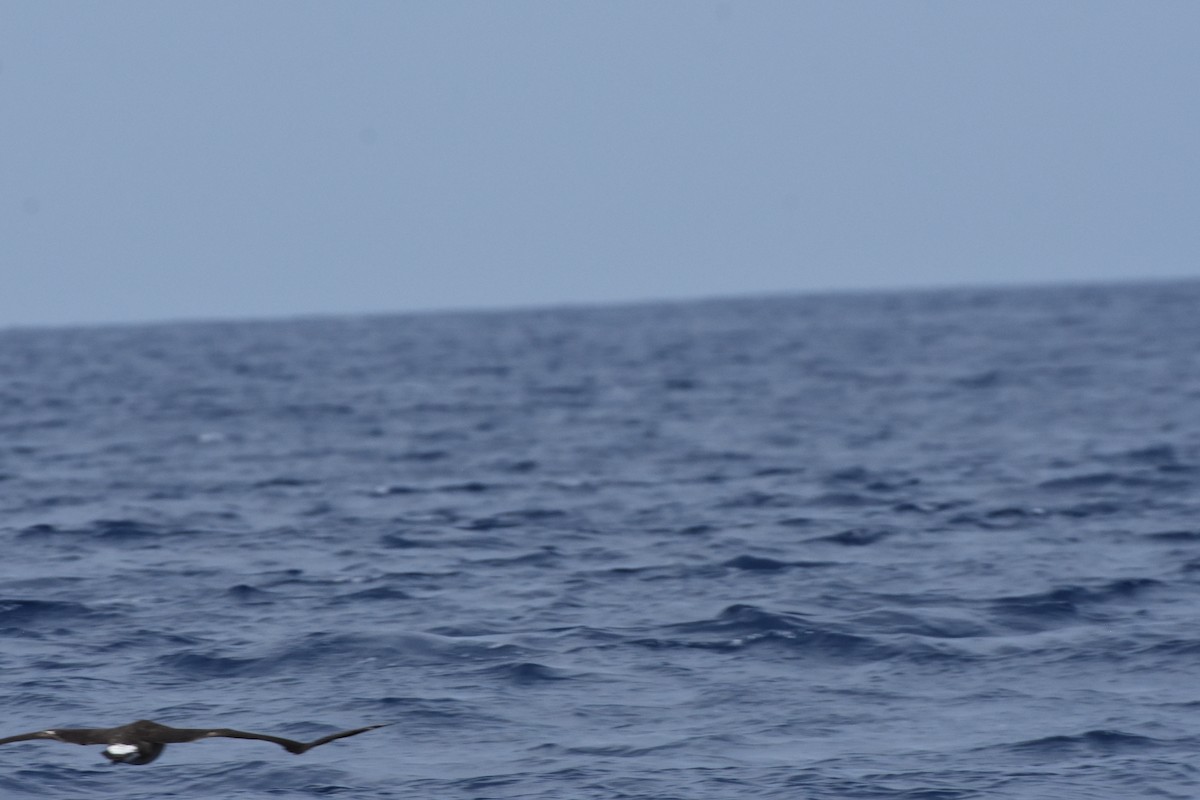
top-left (1, 280), bottom-right (1199, 799)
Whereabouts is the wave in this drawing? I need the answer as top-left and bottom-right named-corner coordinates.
top-left (469, 548), bottom-right (560, 568)
top-left (154, 630), bottom-right (528, 680)
top-left (473, 661), bottom-right (577, 685)
top-left (945, 506), bottom-right (1048, 529)
top-left (0, 599), bottom-right (112, 629)
top-left (630, 604), bottom-right (902, 661)
top-left (155, 652), bottom-right (271, 679)
top-left (15, 519), bottom-right (178, 542)
top-left (184, 761), bottom-right (354, 793)
top-left (988, 578), bottom-right (1162, 627)
top-left (1143, 529), bottom-right (1200, 542)
top-left (1002, 729), bottom-right (1166, 757)
top-left (224, 584), bottom-right (277, 605)
top-left (721, 555), bottom-right (834, 571)
top-left (328, 586), bottom-right (412, 603)
top-left (532, 736), bottom-right (700, 758)
top-left (715, 491), bottom-right (800, 509)
top-left (461, 508), bottom-right (569, 531)
top-left (1038, 470), bottom-right (1193, 493)
top-left (809, 528), bottom-right (894, 546)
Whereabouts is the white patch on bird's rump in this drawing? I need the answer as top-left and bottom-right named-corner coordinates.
top-left (105, 744), bottom-right (139, 756)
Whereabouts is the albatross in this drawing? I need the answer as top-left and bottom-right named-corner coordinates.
top-left (0, 719), bottom-right (387, 765)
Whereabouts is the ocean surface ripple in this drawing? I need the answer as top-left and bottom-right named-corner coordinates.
top-left (2, 282), bottom-right (1200, 798)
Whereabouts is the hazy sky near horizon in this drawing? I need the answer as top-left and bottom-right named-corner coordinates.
top-left (2, 1), bottom-right (1197, 327)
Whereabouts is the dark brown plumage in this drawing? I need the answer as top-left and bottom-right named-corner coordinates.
top-left (0, 719), bottom-right (387, 765)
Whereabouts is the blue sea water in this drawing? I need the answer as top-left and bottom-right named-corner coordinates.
top-left (2, 281), bottom-right (1200, 799)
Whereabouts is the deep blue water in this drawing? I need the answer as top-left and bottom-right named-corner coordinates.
top-left (3, 281), bottom-right (1200, 798)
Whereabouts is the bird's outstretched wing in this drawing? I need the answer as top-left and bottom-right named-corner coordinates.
top-left (187, 723), bottom-right (388, 754)
top-left (0, 728), bottom-right (112, 746)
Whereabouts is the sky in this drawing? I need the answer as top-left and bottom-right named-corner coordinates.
top-left (1, 1), bottom-right (1198, 327)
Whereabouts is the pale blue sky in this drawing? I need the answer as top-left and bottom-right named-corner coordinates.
top-left (2, 1), bottom-right (1197, 327)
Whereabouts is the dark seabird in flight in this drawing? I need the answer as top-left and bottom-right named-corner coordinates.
top-left (0, 719), bottom-right (387, 765)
